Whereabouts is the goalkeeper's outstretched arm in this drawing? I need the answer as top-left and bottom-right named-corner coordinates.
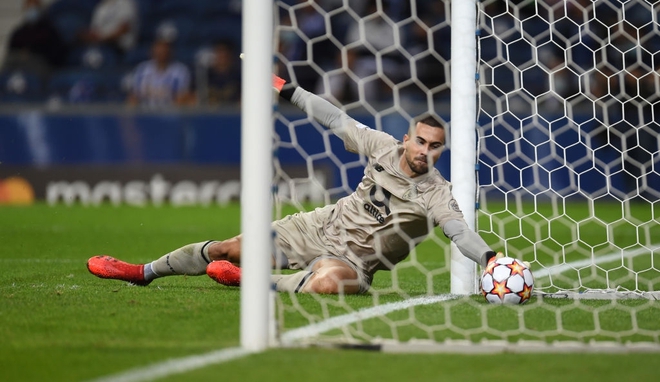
top-left (274, 75), bottom-right (352, 141)
top-left (443, 219), bottom-right (497, 267)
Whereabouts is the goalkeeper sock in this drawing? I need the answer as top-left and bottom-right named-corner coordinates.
top-left (145, 241), bottom-right (215, 280)
top-left (271, 271), bottom-right (313, 293)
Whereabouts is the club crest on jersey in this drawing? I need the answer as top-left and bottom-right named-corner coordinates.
top-left (449, 199), bottom-right (461, 212)
top-left (403, 186), bottom-right (417, 200)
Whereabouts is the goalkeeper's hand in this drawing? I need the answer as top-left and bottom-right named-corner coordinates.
top-left (487, 251), bottom-right (530, 268)
top-left (486, 251), bottom-right (504, 264)
top-left (273, 74), bottom-right (286, 93)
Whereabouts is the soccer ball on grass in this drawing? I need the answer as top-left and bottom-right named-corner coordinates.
top-left (481, 256), bottom-right (534, 304)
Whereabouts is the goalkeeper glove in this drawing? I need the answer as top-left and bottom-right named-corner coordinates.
top-left (486, 251), bottom-right (530, 268)
top-left (485, 251), bottom-right (504, 264)
top-left (273, 74), bottom-right (286, 93)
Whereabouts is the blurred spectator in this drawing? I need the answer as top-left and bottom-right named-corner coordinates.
top-left (399, 1), bottom-right (448, 102)
top-left (2, 0), bottom-right (68, 77)
top-left (278, 0), bottom-right (334, 91)
top-left (206, 40), bottom-right (241, 104)
top-left (317, 0), bottom-right (404, 103)
top-left (77, 0), bottom-right (138, 57)
top-left (315, 50), bottom-right (359, 104)
top-left (127, 39), bottom-right (195, 108)
top-left (280, 1), bottom-right (328, 64)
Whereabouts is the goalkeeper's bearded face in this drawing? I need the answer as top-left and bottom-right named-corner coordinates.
top-left (402, 122), bottom-right (445, 176)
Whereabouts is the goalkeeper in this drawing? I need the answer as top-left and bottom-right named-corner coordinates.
top-left (87, 76), bottom-right (500, 294)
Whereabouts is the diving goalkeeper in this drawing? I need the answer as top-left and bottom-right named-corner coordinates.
top-left (87, 76), bottom-right (500, 294)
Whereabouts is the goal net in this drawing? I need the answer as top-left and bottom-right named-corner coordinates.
top-left (266, 0), bottom-right (660, 352)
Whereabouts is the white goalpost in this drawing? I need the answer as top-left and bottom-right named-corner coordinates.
top-left (450, 0), bottom-right (479, 295)
top-left (239, 0), bottom-right (274, 351)
top-left (241, 0), bottom-right (660, 353)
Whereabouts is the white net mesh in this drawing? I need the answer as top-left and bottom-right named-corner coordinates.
top-left (477, 0), bottom-right (660, 295)
top-left (271, 0), bottom-right (660, 351)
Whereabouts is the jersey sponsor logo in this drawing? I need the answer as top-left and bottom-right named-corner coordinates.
top-left (364, 185), bottom-right (392, 224)
top-left (370, 186), bottom-right (392, 215)
top-left (364, 203), bottom-right (385, 224)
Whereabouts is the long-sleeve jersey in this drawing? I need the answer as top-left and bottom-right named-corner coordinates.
top-left (282, 87), bottom-right (492, 276)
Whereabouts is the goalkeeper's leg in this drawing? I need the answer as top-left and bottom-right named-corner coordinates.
top-left (296, 258), bottom-right (361, 294)
top-left (207, 257), bottom-right (363, 294)
top-left (141, 237), bottom-right (245, 280)
top-left (87, 238), bottom-right (242, 285)
top-left (143, 240), bottom-right (223, 279)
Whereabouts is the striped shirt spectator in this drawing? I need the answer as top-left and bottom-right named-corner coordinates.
top-left (128, 39), bottom-right (195, 107)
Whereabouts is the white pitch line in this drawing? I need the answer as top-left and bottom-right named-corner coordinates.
top-left (283, 245), bottom-right (660, 344)
top-left (281, 294), bottom-right (458, 344)
top-left (533, 246), bottom-right (657, 278)
top-left (86, 347), bottom-right (252, 382)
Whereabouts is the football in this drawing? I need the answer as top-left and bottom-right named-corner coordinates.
top-left (481, 256), bottom-right (534, 304)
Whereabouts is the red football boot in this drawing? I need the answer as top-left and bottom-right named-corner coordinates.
top-left (206, 260), bottom-right (241, 287)
top-left (86, 255), bottom-right (151, 286)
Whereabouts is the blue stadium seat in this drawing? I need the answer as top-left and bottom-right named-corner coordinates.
top-left (195, 16), bottom-right (242, 48)
top-left (174, 47), bottom-right (197, 71)
top-left (48, 69), bottom-right (123, 103)
top-left (156, 17), bottom-right (196, 46)
top-left (49, 11), bottom-right (88, 45)
top-left (189, 0), bottom-right (241, 19)
top-left (67, 45), bottom-right (120, 69)
top-left (0, 71), bottom-right (44, 103)
top-left (134, 0), bottom-right (157, 17)
top-left (98, 70), bottom-right (131, 102)
top-left (47, 0), bottom-right (100, 18)
top-left (136, 12), bottom-right (160, 44)
top-left (123, 43), bottom-right (152, 66)
top-left (153, 0), bottom-right (192, 19)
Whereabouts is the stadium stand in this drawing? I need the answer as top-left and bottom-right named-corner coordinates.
top-left (1, 0), bottom-right (453, 106)
top-left (0, 70), bottom-right (44, 103)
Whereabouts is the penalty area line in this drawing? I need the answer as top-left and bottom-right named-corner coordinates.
top-left (283, 245), bottom-right (660, 344)
top-left (281, 294), bottom-right (459, 344)
top-left (86, 347), bottom-right (252, 382)
top-left (533, 245), bottom-right (659, 279)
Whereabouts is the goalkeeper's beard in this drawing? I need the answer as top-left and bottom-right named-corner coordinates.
top-left (406, 155), bottom-right (430, 175)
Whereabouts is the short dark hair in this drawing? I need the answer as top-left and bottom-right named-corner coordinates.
top-left (414, 114), bottom-right (443, 129)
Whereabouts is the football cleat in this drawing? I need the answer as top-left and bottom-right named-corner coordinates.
top-left (206, 260), bottom-right (241, 287)
top-left (86, 255), bottom-right (151, 286)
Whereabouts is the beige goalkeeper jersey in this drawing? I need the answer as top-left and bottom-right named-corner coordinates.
top-left (321, 120), bottom-right (464, 275)
top-left (277, 87), bottom-right (469, 279)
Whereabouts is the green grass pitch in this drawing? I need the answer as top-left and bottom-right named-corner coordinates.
top-left (1, 204), bottom-right (658, 382)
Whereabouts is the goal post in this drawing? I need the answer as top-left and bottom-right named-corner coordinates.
top-left (244, 0), bottom-right (660, 353)
top-left (450, 0), bottom-right (479, 295)
top-left (239, 0), bottom-right (274, 351)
